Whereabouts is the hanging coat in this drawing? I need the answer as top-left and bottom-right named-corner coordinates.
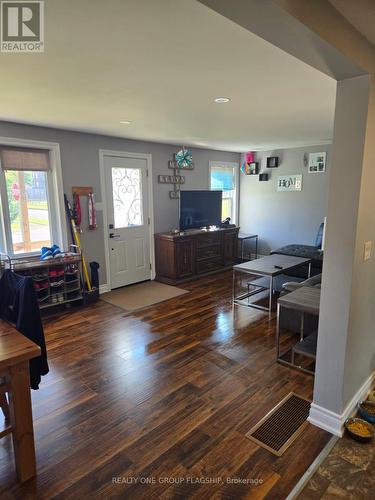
top-left (0, 270), bottom-right (49, 389)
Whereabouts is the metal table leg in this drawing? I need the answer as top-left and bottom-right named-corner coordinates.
top-left (269, 275), bottom-right (273, 320)
top-left (276, 302), bottom-right (281, 359)
top-left (300, 312), bottom-right (305, 341)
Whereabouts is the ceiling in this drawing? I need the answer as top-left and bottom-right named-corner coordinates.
top-left (329, 0), bottom-right (375, 48)
top-left (0, 0), bottom-right (336, 152)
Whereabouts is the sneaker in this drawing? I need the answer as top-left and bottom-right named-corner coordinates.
top-left (40, 247), bottom-right (53, 260)
top-left (51, 244), bottom-right (62, 258)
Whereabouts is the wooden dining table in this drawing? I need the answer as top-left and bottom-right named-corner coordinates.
top-left (0, 319), bottom-right (41, 482)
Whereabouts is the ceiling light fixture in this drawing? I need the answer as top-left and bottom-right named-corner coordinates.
top-left (120, 120), bottom-right (131, 125)
top-left (214, 97), bottom-right (231, 103)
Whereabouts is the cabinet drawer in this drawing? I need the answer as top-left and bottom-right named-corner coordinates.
top-left (196, 244), bottom-right (221, 260)
top-left (196, 233), bottom-right (220, 248)
top-left (196, 257), bottom-right (222, 274)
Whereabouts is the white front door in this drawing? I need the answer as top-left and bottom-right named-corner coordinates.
top-left (104, 154), bottom-right (151, 289)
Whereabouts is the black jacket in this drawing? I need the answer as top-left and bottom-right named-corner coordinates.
top-left (0, 269), bottom-right (49, 389)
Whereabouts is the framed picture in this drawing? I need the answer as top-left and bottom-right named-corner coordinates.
top-left (248, 162), bottom-right (259, 175)
top-left (266, 156), bottom-right (279, 168)
top-left (308, 152), bottom-right (326, 173)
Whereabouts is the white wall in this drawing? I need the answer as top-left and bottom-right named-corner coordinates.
top-left (239, 145), bottom-right (331, 255)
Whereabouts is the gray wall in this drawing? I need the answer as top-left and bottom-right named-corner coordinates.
top-left (312, 76), bottom-right (370, 416)
top-left (239, 145), bottom-right (331, 255)
top-left (0, 121), bottom-right (240, 285)
top-left (342, 75), bottom-right (375, 409)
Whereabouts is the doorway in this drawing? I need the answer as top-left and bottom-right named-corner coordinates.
top-left (100, 151), bottom-right (154, 290)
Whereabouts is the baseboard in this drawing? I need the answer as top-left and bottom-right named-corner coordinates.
top-left (308, 405), bottom-right (343, 436)
top-left (308, 371), bottom-right (375, 436)
top-left (99, 284), bottom-right (109, 294)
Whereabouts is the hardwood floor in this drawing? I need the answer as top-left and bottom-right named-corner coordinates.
top-left (0, 271), bottom-right (330, 499)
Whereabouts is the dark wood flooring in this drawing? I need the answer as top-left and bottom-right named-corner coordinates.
top-left (0, 271), bottom-right (330, 499)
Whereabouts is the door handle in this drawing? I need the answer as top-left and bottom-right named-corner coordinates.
top-left (109, 233), bottom-right (120, 238)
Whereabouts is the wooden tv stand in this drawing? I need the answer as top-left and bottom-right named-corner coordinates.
top-left (155, 227), bottom-right (239, 285)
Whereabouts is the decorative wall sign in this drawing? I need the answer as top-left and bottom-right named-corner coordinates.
top-left (168, 148), bottom-right (194, 170)
top-left (266, 156), bottom-right (279, 168)
top-left (259, 173), bottom-right (269, 181)
top-left (277, 175), bottom-right (303, 192)
top-left (308, 152), bottom-right (326, 173)
top-left (158, 175), bottom-right (185, 184)
top-left (165, 148), bottom-right (194, 198)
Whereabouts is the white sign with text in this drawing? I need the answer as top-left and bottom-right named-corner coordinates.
top-left (277, 175), bottom-right (303, 192)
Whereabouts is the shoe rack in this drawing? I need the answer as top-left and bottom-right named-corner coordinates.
top-left (5, 249), bottom-right (84, 310)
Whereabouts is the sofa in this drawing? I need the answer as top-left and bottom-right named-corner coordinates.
top-left (271, 222), bottom-right (324, 277)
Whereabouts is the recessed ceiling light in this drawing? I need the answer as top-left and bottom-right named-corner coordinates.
top-left (120, 120), bottom-right (131, 125)
top-left (214, 97), bottom-right (231, 103)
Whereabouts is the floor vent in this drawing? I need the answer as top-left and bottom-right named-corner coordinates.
top-left (246, 392), bottom-right (311, 456)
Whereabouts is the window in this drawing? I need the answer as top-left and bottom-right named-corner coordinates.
top-left (111, 167), bottom-right (143, 228)
top-left (209, 161), bottom-right (239, 224)
top-left (0, 142), bottom-right (66, 257)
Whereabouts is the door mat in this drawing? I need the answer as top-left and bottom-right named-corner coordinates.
top-left (245, 392), bottom-right (311, 456)
top-left (101, 280), bottom-right (189, 311)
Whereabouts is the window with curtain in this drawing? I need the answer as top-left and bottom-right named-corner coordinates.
top-left (209, 162), bottom-right (238, 223)
top-left (0, 146), bottom-right (53, 255)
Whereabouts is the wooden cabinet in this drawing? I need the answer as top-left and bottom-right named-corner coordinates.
top-left (176, 239), bottom-right (194, 278)
top-left (223, 229), bottom-right (238, 266)
top-left (155, 227), bottom-right (239, 285)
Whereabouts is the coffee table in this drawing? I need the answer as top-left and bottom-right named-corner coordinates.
top-left (232, 254), bottom-right (311, 319)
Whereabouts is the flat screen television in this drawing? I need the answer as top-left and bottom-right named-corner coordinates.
top-left (179, 190), bottom-right (222, 230)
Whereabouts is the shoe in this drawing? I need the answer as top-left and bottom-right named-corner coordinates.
top-left (51, 244), bottom-right (62, 258)
top-left (34, 281), bottom-right (48, 291)
top-left (50, 279), bottom-right (64, 287)
top-left (40, 247), bottom-right (53, 260)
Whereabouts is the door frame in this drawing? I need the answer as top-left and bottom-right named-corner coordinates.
top-left (99, 149), bottom-right (155, 291)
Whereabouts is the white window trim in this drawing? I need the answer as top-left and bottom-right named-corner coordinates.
top-left (209, 161), bottom-right (239, 225)
top-left (0, 136), bottom-right (67, 258)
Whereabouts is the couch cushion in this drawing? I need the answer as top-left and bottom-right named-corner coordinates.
top-left (271, 244), bottom-right (323, 267)
top-left (315, 222), bottom-right (325, 248)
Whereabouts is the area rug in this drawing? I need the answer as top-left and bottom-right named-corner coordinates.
top-left (101, 280), bottom-right (189, 311)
